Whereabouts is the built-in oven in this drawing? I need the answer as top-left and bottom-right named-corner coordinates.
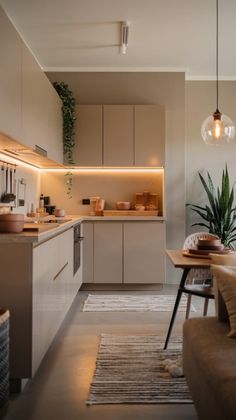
top-left (73, 223), bottom-right (83, 275)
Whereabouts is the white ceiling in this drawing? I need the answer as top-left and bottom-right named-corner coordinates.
top-left (1, 0), bottom-right (236, 79)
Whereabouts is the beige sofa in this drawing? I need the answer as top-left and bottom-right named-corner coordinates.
top-left (183, 260), bottom-right (236, 420)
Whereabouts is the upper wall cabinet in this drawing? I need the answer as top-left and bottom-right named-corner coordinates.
top-left (74, 104), bottom-right (165, 167)
top-left (0, 7), bottom-right (63, 165)
top-left (22, 44), bottom-right (63, 163)
top-left (74, 105), bottom-right (102, 166)
top-left (0, 7), bottom-right (22, 141)
top-left (134, 105), bottom-right (165, 166)
top-left (103, 105), bottom-right (134, 166)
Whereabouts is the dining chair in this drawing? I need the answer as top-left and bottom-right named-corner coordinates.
top-left (183, 231), bottom-right (217, 318)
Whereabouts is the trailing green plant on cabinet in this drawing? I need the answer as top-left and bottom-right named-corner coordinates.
top-left (53, 81), bottom-right (76, 198)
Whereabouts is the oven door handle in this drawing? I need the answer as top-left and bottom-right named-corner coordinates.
top-left (74, 236), bottom-right (84, 243)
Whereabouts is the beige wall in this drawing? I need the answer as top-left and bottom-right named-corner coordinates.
top-left (185, 81), bottom-right (236, 234)
top-left (47, 72), bottom-right (186, 283)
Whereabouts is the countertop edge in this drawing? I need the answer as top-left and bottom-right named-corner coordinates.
top-left (0, 215), bottom-right (166, 243)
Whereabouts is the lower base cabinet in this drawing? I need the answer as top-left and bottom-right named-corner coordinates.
top-left (32, 229), bottom-right (78, 374)
top-left (124, 222), bottom-right (165, 283)
top-left (0, 227), bottom-right (81, 386)
top-left (82, 221), bottom-right (165, 284)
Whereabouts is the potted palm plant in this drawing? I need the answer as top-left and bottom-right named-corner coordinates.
top-left (187, 165), bottom-right (236, 249)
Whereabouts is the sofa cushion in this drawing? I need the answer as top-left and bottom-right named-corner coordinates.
top-left (211, 265), bottom-right (236, 338)
top-left (210, 253), bottom-right (236, 322)
top-left (183, 317), bottom-right (236, 419)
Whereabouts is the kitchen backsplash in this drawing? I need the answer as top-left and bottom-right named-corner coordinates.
top-left (40, 171), bottom-right (164, 215)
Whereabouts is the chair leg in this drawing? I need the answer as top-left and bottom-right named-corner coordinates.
top-left (203, 298), bottom-right (209, 316)
top-left (186, 295), bottom-right (192, 319)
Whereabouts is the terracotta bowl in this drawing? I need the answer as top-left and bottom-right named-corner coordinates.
top-left (197, 237), bottom-right (221, 248)
top-left (0, 213), bottom-right (24, 233)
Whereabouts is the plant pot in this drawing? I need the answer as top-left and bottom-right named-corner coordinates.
top-left (0, 214), bottom-right (24, 233)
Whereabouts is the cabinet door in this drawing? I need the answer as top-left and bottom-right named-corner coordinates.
top-left (94, 222), bottom-right (122, 283)
top-left (124, 222), bottom-right (165, 283)
top-left (82, 222), bottom-right (94, 283)
top-left (46, 83), bottom-right (63, 164)
top-left (74, 105), bottom-right (102, 166)
top-left (0, 8), bottom-right (22, 141)
top-left (134, 105), bottom-right (165, 166)
top-left (32, 229), bottom-right (73, 374)
top-left (22, 44), bottom-right (63, 163)
top-left (103, 105), bottom-right (134, 166)
top-left (22, 44), bottom-right (48, 152)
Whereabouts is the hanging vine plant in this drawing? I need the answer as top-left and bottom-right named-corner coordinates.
top-left (53, 81), bottom-right (76, 198)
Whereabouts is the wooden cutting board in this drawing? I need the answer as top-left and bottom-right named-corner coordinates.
top-left (103, 210), bottom-right (158, 216)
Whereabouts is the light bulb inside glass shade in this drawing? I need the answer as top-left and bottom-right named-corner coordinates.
top-left (201, 112), bottom-right (235, 145)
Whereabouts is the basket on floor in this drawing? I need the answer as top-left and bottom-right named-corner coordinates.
top-left (0, 309), bottom-right (10, 419)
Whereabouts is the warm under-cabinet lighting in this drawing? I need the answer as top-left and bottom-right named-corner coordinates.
top-left (40, 167), bottom-right (164, 173)
top-left (0, 153), bottom-right (41, 171)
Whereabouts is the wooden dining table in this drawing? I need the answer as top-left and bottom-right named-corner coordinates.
top-left (164, 249), bottom-right (212, 349)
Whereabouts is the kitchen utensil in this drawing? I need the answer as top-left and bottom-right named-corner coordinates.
top-left (1, 166), bottom-right (16, 203)
top-left (9, 167), bottom-right (16, 201)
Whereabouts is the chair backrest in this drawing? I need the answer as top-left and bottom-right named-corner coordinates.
top-left (183, 232), bottom-right (219, 282)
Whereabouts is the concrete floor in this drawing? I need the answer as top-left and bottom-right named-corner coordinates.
top-left (4, 286), bottom-right (210, 420)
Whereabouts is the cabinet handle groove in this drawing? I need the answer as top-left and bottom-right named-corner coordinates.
top-left (53, 262), bottom-right (68, 281)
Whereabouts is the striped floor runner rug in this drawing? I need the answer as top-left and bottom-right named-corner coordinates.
top-left (86, 334), bottom-right (192, 404)
top-left (83, 294), bottom-right (196, 312)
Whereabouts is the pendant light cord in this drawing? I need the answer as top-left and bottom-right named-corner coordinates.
top-left (216, 0), bottom-right (219, 111)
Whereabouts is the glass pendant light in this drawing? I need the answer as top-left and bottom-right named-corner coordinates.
top-left (201, 0), bottom-right (235, 144)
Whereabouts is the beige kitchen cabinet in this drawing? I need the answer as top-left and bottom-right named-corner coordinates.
top-left (0, 227), bottom-right (80, 389)
top-left (82, 221), bottom-right (165, 285)
top-left (74, 105), bottom-right (102, 166)
top-left (93, 222), bottom-right (123, 283)
top-left (0, 7), bottom-right (22, 141)
top-left (103, 105), bottom-right (134, 166)
top-left (82, 222), bottom-right (94, 283)
top-left (74, 104), bottom-right (164, 167)
top-left (123, 221), bottom-right (165, 283)
top-left (32, 228), bottom-right (73, 374)
top-left (46, 81), bottom-right (63, 164)
top-left (22, 44), bottom-right (63, 163)
top-left (134, 105), bottom-right (165, 166)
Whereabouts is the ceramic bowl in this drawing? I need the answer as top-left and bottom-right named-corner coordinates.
top-left (197, 237), bottom-right (221, 248)
top-left (0, 213), bottom-right (24, 233)
top-left (116, 201), bottom-right (131, 210)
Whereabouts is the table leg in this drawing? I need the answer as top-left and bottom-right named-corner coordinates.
top-left (164, 268), bottom-right (190, 349)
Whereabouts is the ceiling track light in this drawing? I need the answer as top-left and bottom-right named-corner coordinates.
top-left (201, 0), bottom-right (235, 145)
top-left (120, 21), bottom-right (129, 55)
